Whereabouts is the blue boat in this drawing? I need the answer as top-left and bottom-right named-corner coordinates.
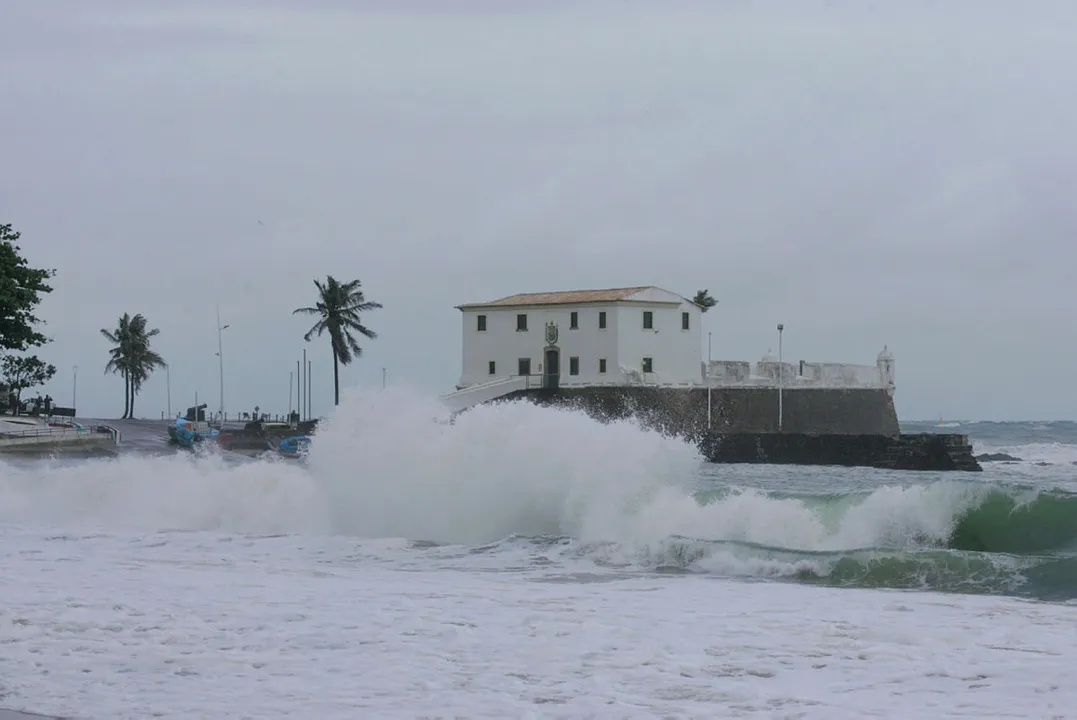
top-left (171, 417), bottom-right (220, 449)
top-left (278, 435), bottom-right (311, 459)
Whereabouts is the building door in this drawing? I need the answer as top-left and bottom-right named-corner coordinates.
top-left (544, 348), bottom-right (560, 389)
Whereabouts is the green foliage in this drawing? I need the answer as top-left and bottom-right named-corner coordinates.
top-left (100, 312), bottom-right (166, 418)
top-left (692, 289), bottom-right (717, 313)
top-left (1, 354), bottom-right (57, 402)
top-left (0, 223), bottom-right (56, 351)
top-left (294, 276), bottom-right (382, 405)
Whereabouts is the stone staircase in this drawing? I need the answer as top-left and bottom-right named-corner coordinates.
top-left (439, 376), bottom-right (531, 414)
top-left (876, 433), bottom-right (981, 471)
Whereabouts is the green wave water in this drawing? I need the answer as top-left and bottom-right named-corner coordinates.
top-left (948, 489), bottom-right (1077, 553)
top-left (643, 482), bottom-right (1077, 601)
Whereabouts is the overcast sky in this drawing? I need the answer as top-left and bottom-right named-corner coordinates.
top-left (3, 0), bottom-right (1075, 421)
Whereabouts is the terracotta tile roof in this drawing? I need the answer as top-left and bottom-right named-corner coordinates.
top-left (457, 286), bottom-right (655, 309)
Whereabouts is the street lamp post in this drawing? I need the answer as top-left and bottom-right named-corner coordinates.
top-left (216, 305), bottom-right (230, 420)
top-left (166, 364), bottom-right (171, 417)
top-left (706, 332), bottom-right (712, 430)
top-left (777, 323), bottom-right (784, 432)
top-left (72, 365), bottom-right (78, 416)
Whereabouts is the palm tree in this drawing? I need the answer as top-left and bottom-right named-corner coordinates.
top-left (692, 289), bottom-right (717, 313)
top-left (101, 313), bottom-right (166, 418)
top-left (293, 276), bottom-right (382, 406)
top-left (101, 313), bottom-right (133, 418)
top-left (126, 320), bottom-right (166, 418)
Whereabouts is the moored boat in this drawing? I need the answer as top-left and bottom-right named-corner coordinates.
top-left (171, 416), bottom-right (220, 449)
top-left (215, 418), bottom-right (319, 456)
top-left (277, 435), bottom-right (311, 459)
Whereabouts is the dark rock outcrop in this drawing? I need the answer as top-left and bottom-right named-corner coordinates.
top-left (976, 452), bottom-right (1022, 462)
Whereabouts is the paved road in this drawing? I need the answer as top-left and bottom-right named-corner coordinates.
top-left (85, 417), bottom-right (174, 453)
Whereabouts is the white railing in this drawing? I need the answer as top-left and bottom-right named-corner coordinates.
top-left (0, 423), bottom-right (121, 445)
top-left (706, 360), bottom-right (887, 390)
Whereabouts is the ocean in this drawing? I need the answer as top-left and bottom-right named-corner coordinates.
top-left (1, 388), bottom-right (1075, 719)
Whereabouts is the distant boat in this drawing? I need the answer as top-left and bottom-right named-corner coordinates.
top-left (171, 416), bottom-right (219, 449)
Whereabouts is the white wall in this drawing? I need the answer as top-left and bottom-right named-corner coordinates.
top-left (615, 302), bottom-right (702, 385)
top-left (458, 299), bottom-right (704, 388)
top-left (458, 305), bottom-right (622, 387)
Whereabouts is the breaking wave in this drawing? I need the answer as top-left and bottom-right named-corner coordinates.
top-left (1, 385), bottom-right (1076, 600)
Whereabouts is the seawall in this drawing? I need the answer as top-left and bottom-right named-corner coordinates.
top-left (502, 386), bottom-right (900, 437)
top-left (493, 387), bottom-right (978, 471)
top-left (699, 432), bottom-right (981, 471)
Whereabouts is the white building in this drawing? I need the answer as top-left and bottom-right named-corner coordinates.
top-left (439, 284), bottom-right (895, 414)
top-left (453, 286), bottom-right (703, 393)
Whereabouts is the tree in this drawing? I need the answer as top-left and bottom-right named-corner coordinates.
top-left (1, 354), bottom-right (57, 409)
top-left (692, 289), bottom-right (717, 313)
top-left (293, 276), bottom-right (382, 407)
top-left (1, 223), bottom-right (55, 352)
top-left (2, 224), bottom-right (57, 416)
top-left (100, 313), bottom-right (166, 419)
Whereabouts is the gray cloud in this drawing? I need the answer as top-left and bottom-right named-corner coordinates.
top-left (3, 0), bottom-right (1074, 420)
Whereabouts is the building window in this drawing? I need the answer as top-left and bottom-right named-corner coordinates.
top-left (643, 311), bottom-right (653, 329)
top-left (477, 314), bottom-right (487, 332)
top-left (516, 314), bottom-right (528, 332)
top-left (518, 358), bottom-right (531, 376)
top-left (598, 311), bottom-right (607, 329)
top-left (488, 361), bottom-right (496, 375)
top-left (569, 357), bottom-right (580, 376)
top-left (598, 358), bottom-right (607, 374)
top-left (570, 311), bottom-right (578, 329)
top-left (642, 357), bottom-right (653, 373)
top-left (681, 312), bottom-right (689, 330)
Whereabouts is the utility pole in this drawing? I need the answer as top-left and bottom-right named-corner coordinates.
top-left (382, 367), bottom-right (387, 390)
top-left (777, 323), bottom-right (784, 432)
top-left (166, 364), bottom-right (171, 417)
top-left (72, 365), bottom-right (78, 416)
top-left (302, 349), bottom-right (307, 421)
top-left (216, 305), bottom-right (230, 420)
top-left (307, 359), bottom-right (312, 419)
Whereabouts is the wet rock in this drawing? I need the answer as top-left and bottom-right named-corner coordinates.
top-left (975, 452), bottom-right (1022, 462)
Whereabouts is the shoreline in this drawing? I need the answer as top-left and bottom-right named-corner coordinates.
top-left (0, 710), bottom-right (71, 720)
